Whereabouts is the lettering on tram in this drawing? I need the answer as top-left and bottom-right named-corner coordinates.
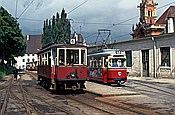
top-left (88, 49), bottom-right (127, 85)
top-left (37, 38), bottom-right (87, 91)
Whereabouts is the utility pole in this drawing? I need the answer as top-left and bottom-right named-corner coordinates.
top-left (152, 37), bottom-right (157, 78)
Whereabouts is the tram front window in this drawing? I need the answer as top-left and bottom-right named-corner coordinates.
top-left (67, 49), bottom-right (79, 65)
top-left (109, 58), bottom-right (125, 67)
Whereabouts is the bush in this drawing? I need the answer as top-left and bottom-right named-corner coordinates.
top-left (0, 65), bottom-right (13, 79)
top-left (0, 71), bottom-right (5, 79)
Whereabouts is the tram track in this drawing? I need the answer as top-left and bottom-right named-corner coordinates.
top-left (0, 76), bottom-right (13, 114)
top-left (65, 95), bottom-right (116, 115)
top-left (127, 80), bottom-right (175, 96)
top-left (0, 76), bottom-right (43, 115)
top-left (1, 73), bottom-right (87, 115)
top-left (21, 83), bottom-right (84, 115)
top-left (60, 93), bottom-right (149, 115)
top-left (0, 78), bottom-right (12, 91)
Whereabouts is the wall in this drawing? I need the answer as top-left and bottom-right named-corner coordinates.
top-left (88, 33), bottom-right (175, 78)
top-left (15, 54), bottom-right (37, 69)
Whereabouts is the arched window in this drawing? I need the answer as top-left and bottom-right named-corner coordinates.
top-left (148, 10), bottom-right (152, 17)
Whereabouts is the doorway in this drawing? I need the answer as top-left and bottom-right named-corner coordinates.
top-left (142, 50), bottom-right (149, 77)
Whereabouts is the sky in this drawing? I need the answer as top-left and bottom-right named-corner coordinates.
top-left (0, 0), bottom-right (175, 44)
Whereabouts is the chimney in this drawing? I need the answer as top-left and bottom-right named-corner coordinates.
top-left (166, 14), bottom-right (174, 33)
top-left (26, 35), bottom-right (30, 41)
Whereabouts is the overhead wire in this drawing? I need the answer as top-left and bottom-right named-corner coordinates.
top-left (157, 1), bottom-right (175, 9)
top-left (17, 0), bottom-right (34, 19)
top-left (13, 0), bottom-right (175, 42)
top-left (18, 18), bottom-right (43, 22)
top-left (15, 0), bottom-right (18, 18)
top-left (111, 1), bottom-right (175, 41)
top-left (68, 0), bottom-right (89, 14)
top-left (85, 1), bottom-right (175, 41)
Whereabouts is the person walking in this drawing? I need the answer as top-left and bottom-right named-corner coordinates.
top-left (13, 68), bottom-right (18, 81)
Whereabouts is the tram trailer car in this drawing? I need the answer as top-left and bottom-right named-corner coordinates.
top-left (88, 49), bottom-right (127, 85)
top-left (37, 44), bottom-right (87, 91)
top-left (26, 62), bottom-right (37, 71)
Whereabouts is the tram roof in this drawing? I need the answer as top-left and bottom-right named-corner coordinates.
top-left (37, 43), bottom-right (87, 54)
top-left (88, 49), bottom-right (125, 57)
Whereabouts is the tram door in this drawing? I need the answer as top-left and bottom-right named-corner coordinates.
top-left (142, 50), bottom-right (149, 77)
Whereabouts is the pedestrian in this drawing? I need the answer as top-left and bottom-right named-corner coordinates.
top-left (13, 68), bottom-right (18, 81)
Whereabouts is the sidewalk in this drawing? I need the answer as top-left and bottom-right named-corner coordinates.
top-left (85, 81), bottom-right (138, 97)
top-left (85, 76), bottom-right (175, 97)
top-left (127, 76), bottom-right (175, 84)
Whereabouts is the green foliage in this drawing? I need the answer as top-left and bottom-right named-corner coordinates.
top-left (0, 64), bottom-right (13, 74)
top-left (0, 6), bottom-right (26, 65)
top-left (42, 8), bottom-right (71, 47)
top-left (0, 65), bottom-right (13, 79)
top-left (0, 71), bottom-right (5, 79)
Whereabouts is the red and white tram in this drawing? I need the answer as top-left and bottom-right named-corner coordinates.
top-left (88, 49), bottom-right (127, 85)
top-left (37, 43), bottom-right (87, 91)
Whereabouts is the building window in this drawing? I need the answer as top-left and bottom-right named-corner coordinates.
top-left (27, 58), bottom-right (30, 62)
top-left (22, 65), bottom-right (25, 68)
top-left (23, 59), bottom-right (25, 62)
top-left (160, 47), bottom-right (170, 67)
top-left (125, 51), bottom-right (132, 67)
top-left (148, 10), bottom-right (152, 17)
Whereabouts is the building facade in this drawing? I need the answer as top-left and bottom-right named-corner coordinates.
top-left (15, 35), bottom-right (42, 69)
top-left (113, 33), bottom-right (175, 78)
top-left (88, 3), bottom-right (175, 78)
top-left (88, 33), bottom-right (175, 78)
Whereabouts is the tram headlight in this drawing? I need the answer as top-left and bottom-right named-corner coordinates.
top-left (118, 72), bottom-right (122, 76)
top-left (70, 73), bottom-right (75, 78)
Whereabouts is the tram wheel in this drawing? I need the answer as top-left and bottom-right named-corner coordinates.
top-left (44, 81), bottom-right (51, 90)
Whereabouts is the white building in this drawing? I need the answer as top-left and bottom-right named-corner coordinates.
top-left (15, 54), bottom-right (37, 69)
top-left (15, 35), bottom-right (42, 70)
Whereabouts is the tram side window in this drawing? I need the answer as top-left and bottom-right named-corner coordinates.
top-left (67, 49), bottom-right (79, 65)
top-left (89, 57), bottom-right (101, 68)
top-left (52, 48), bottom-right (57, 65)
top-left (59, 49), bottom-right (65, 65)
top-left (48, 52), bottom-right (51, 65)
top-left (98, 57), bottom-right (102, 67)
top-left (88, 57), bottom-right (93, 67)
top-left (94, 59), bottom-right (97, 67)
top-left (81, 50), bottom-right (85, 65)
top-left (42, 54), bottom-right (44, 65)
top-left (104, 57), bottom-right (108, 67)
top-left (94, 57), bottom-right (101, 67)
top-left (39, 55), bottom-right (42, 65)
top-left (45, 53), bottom-right (48, 65)
top-left (89, 57), bottom-right (93, 67)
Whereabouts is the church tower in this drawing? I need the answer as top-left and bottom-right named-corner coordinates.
top-left (131, 0), bottom-right (164, 39)
top-left (138, 0), bottom-right (158, 25)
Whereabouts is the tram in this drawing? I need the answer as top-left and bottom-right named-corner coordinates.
top-left (26, 62), bottom-right (37, 71)
top-left (37, 42), bottom-right (87, 91)
top-left (88, 49), bottom-right (127, 85)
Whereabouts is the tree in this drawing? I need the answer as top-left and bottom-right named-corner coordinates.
top-left (42, 8), bottom-right (71, 47)
top-left (0, 6), bottom-right (25, 65)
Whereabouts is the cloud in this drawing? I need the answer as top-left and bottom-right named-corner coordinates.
top-left (117, 0), bottom-right (140, 10)
top-left (1, 0), bottom-right (174, 43)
